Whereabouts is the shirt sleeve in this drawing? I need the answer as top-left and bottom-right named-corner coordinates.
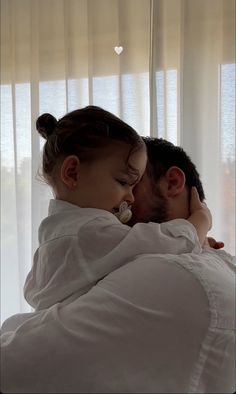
top-left (23, 215), bottom-right (202, 309)
top-left (78, 217), bottom-right (201, 279)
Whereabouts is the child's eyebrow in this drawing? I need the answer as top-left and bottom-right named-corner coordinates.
top-left (117, 170), bottom-right (139, 184)
top-left (127, 172), bottom-right (141, 185)
top-left (118, 163), bottom-right (142, 183)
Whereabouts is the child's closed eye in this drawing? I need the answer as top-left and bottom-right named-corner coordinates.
top-left (117, 179), bottom-right (128, 186)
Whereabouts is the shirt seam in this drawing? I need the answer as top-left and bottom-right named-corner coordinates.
top-left (38, 234), bottom-right (81, 247)
top-left (173, 259), bottom-right (218, 393)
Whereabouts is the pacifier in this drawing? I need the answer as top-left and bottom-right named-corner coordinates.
top-left (114, 201), bottom-right (132, 224)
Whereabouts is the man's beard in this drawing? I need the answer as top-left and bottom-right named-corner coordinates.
top-left (129, 186), bottom-right (169, 226)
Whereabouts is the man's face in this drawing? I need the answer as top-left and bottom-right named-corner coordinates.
top-left (129, 172), bottom-right (170, 225)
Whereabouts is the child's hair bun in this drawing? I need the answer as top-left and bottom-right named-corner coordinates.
top-left (36, 113), bottom-right (58, 139)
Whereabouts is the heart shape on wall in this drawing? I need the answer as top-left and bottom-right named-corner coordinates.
top-left (114, 46), bottom-right (123, 55)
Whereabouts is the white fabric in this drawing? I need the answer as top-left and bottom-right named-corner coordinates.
top-left (0, 0), bottom-right (235, 323)
top-left (24, 199), bottom-right (201, 310)
top-left (1, 248), bottom-right (235, 393)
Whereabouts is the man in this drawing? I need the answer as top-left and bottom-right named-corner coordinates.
top-left (130, 136), bottom-right (205, 225)
top-left (1, 138), bottom-right (235, 393)
top-left (131, 137), bottom-right (224, 248)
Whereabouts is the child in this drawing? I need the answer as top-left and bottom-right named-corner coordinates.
top-left (24, 106), bottom-right (212, 310)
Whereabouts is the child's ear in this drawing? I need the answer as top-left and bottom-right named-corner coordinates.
top-left (165, 166), bottom-right (186, 197)
top-left (60, 155), bottom-right (80, 189)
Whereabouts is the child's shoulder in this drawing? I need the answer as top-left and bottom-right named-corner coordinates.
top-left (39, 200), bottom-right (119, 243)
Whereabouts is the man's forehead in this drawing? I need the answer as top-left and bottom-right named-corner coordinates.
top-left (134, 172), bottom-right (152, 193)
top-left (139, 171), bottom-right (151, 184)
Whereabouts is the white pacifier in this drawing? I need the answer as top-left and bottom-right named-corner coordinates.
top-left (114, 201), bottom-right (132, 224)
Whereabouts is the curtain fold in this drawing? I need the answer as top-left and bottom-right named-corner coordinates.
top-left (1, 0), bottom-right (235, 323)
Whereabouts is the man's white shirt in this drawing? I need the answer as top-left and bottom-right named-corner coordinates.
top-left (1, 199), bottom-right (235, 393)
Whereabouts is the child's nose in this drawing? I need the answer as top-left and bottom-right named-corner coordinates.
top-left (125, 190), bottom-right (135, 204)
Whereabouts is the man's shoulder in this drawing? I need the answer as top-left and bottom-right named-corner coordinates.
top-left (99, 251), bottom-right (235, 330)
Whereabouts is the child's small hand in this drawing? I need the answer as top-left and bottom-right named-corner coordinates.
top-left (190, 187), bottom-right (212, 231)
top-left (204, 237), bottom-right (224, 249)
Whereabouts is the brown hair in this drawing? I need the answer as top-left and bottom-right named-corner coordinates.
top-left (36, 106), bottom-right (146, 186)
top-left (143, 137), bottom-right (205, 201)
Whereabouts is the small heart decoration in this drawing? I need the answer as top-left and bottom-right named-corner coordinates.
top-left (114, 46), bottom-right (123, 55)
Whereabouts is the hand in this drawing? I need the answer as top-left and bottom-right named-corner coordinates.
top-left (190, 187), bottom-right (212, 231)
top-left (204, 237), bottom-right (224, 249)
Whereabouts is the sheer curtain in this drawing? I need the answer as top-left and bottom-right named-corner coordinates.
top-left (1, 0), bottom-right (235, 323)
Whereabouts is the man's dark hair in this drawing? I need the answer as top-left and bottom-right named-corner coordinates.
top-left (143, 137), bottom-right (205, 201)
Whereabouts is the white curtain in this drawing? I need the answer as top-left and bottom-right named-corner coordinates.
top-left (1, 0), bottom-right (235, 323)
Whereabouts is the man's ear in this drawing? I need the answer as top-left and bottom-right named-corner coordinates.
top-left (60, 155), bottom-right (80, 189)
top-left (165, 166), bottom-right (186, 197)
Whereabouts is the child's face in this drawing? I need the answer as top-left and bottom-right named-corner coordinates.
top-left (74, 145), bottom-right (147, 213)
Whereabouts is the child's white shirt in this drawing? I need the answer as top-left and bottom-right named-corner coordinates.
top-left (24, 199), bottom-right (201, 310)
